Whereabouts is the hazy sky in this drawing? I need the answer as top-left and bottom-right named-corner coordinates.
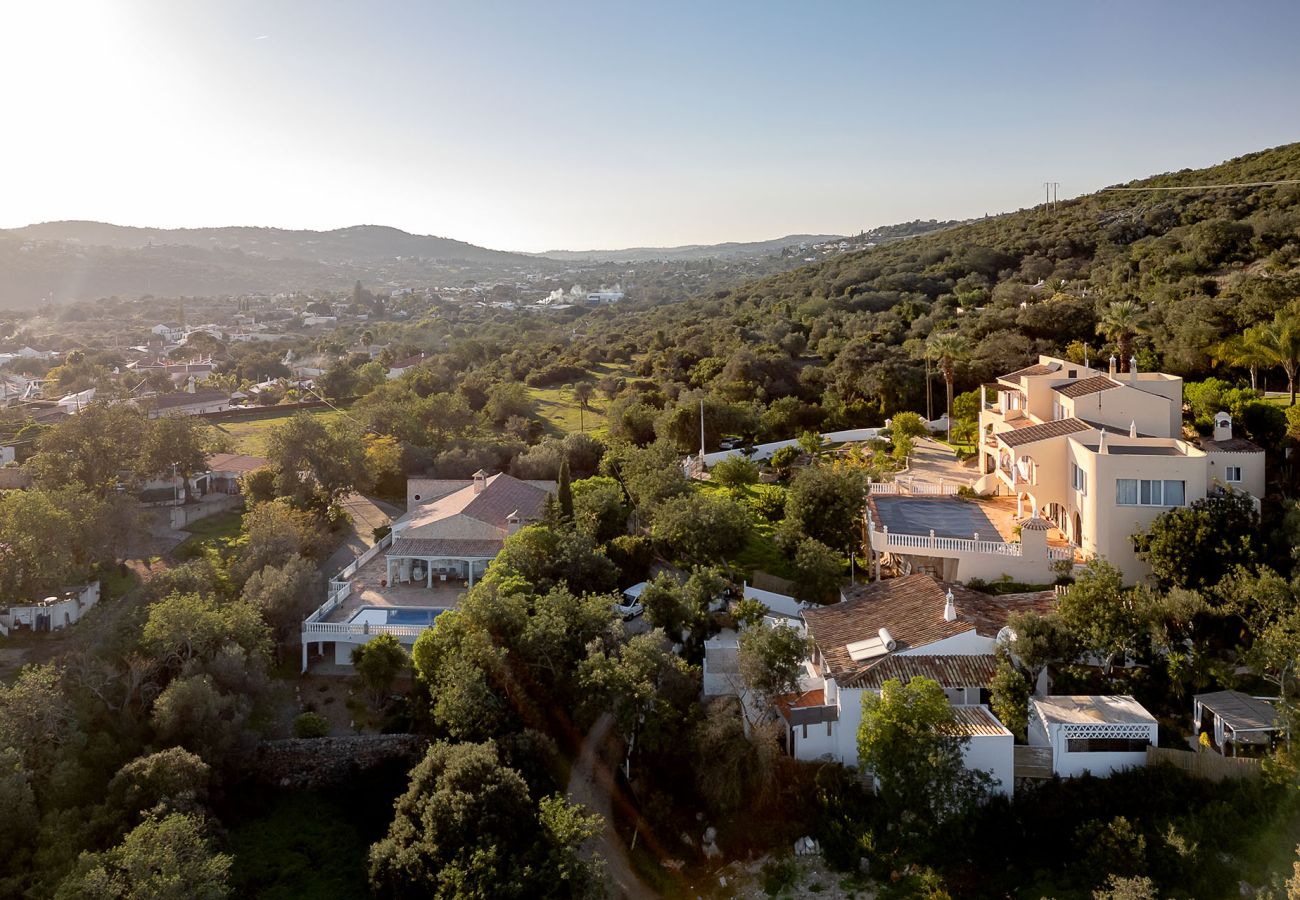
top-left (2, 1), bottom-right (1298, 252)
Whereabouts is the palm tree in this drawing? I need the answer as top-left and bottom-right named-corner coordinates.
top-left (1212, 324), bottom-right (1273, 391)
top-left (927, 331), bottom-right (970, 442)
top-left (1096, 300), bottom-right (1148, 372)
top-left (1259, 304), bottom-right (1300, 406)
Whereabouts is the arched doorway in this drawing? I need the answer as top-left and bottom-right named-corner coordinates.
top-left (1071, 512), bottom-right (1082, 546)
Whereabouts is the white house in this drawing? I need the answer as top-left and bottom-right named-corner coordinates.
top-left (386, 471), bottom-right (555, 588)
top-left (151, 324), bottom-right (185, 342)
top-left (1, 582), bottom-right (100, 636)
top-left (780, 574), bottom-right (1055, 794)
top-left (1028, 695), bottom-right (1157, 778)
top-left (387, 353), bottom-right (427, 380)
top-left (144, 388), bottom-right (232, 418)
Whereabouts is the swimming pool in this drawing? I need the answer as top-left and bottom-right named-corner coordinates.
top-left (348, 606), bottom-right (448, 627)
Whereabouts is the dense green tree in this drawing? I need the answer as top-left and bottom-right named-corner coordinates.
top-left (857, 677), bottom-right (991, 851)
top-left (150, 674), bottom-right (252, 768)
top-left (579, 629), bottom-right (700, 758)
top-left (783, 464), bottom-right (868, 549)
top-left (231, 499), bottom-right (329, 583)
top-left (1132, 490), bottom-right (1260, 591)
top-left (28, 402), bottom-right (146, 494)
top-left (556, 456), bottom-right (573, 522)
top-left (790, 536), bottom-right (845, 603)
top-left (352, 634), bottom-right (410, 706)
top-left (737, 620), bottom-right (810, 717)
top-left (989, 649), bottom-right (1031, 741)
top-left (139, 593), bottom-right (272, 672)
top-left (570, 476), bottom-right (627, 544)
top-left (55, 813), bottom-right (231, 900)
top-left (710, 454), bottom-right (759, 488)
top-left (239, 555), bottom-right (320, 655)
top-left (368, 740), bottom-right (602, 900)
top-left (1057, 562), bottom-right (1143, 674)
top-left (490, 525), bottom-right (619, 595)
top-left (649, 491), bottom-right (751, 565)
top-left (265, 414), bottom-right (369, 508)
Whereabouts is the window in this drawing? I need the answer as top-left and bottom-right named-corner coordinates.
top-left (1070, 462), bottom-right (1087, 494)
top-left (1226, 466), bottom-right (1242, 483)
top-left (1116, 479), bottom-right (1185, 507)
top-left (1066, 737), bottom-right (1150, 753)
top-left (827, 721), bottom-right (833, 737)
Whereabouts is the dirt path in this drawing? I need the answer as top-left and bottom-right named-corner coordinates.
top-left (567, 714), bottom-right (658, 900)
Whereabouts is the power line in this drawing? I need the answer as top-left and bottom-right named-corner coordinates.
top-left (1102, 179), bottom-right (1300, 192)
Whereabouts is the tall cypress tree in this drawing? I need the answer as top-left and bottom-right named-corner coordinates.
top-left (557, 457), bottom-right (574, 524)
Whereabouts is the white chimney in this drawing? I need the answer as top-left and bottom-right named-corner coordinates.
top-left (506, 509), bottom-right (521, 535)
top-left (1098, 429), bottom-right (1108, 454)
top-left (186, 375), bottom-right (196, 394)
top-left (1129, 420), bottom-right (1137, 438)
top-left (1213, 412), bottom-right (1232, 442)
top-left (1108, 355), bottom-right (1117, 377)
top-left (1129, 356), bottom-right (1138, 383)
top-left (472, 469), bottom-right (488, 494)
top-left (943, 588), bottom-right (957, 622)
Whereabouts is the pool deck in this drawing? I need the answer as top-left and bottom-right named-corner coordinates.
top-left (325, 554), bottom-right (467, 623)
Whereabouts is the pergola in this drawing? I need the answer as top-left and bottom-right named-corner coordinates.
top-left (384, 537), bottom-right (501, 589)
top-left (1194, 690), bottom-right (1284, 756)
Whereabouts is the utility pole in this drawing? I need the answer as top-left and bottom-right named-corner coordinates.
top-left (699, 399), bottom-right (706, 457)
top-left (1043, 182), bottom-right (1060, 213)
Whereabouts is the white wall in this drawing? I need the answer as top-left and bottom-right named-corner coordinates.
top-left (790, 718), bottom-right (840, 761)
top-left (1030, 720), bottom-right (1158, 778)
top-left (897, 630), bottom-right (993, 656)
top-left (963, 731), bottom-right (1014, 796)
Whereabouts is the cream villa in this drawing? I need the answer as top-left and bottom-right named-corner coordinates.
top-left (385, 470), bottom-right (555, 588)
top-left (866, 355), bottom-right (1264, 584)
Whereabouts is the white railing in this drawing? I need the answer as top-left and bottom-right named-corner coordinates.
top-left (1047, 547), bottom-right (1076, 562)
top-left (870, 527), bottom-right (1023, 557)
top-left (332, 531), bottom-right (393, 583)
top-left (868, 478), bottom-right (964, 496)
top-left (302, 621), bottom-right (427, 638)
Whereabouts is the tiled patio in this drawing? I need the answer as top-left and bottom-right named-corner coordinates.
top-left (325, 553), bottom-right (467, 623)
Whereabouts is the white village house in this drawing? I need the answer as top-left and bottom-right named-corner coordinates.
top-left (775, 574), bottom-right (1057, 794)
top-left (1028, 695), bottom-right (1158, 778)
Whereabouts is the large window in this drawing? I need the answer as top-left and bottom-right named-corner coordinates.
top-left (1066, 737), bottom-right (1151, 753)
top-left (1116, 479), bottom-right (1185, 507)
top-left (1226, 466), bottom-right (1242, 483)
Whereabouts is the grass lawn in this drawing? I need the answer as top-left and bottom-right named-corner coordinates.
top-left (174, 509), bottom-right (244, 559)
top-left (529, 384), bottom-right (609, 436)
top-left (696, 481), bottom-right (797, 582)
top-left (213, 407), bottom-right (351, 456)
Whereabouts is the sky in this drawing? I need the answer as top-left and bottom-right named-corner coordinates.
top-left (1, 1), bottom-right (1298, 252)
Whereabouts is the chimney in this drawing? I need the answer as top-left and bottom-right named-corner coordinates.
top-left (943, 588), bottom-right (957, 622)
top-left (472, 469), bottom-right (488, 494)
top-left (1129, 356), bottom-right (1138, 383)
top-left (1098, 429), bottom-right (1108, 454)
top-left (186, 375), bottom-right (196, 394)
top-left (1129, 420), bottom-right (1137, 438)
top-left (506, 509), bottom-right (521, 535)
top-left (1213, 412), bottom-right (1232, 442)
top-left (1108, 355), bottom-right (1117, 377)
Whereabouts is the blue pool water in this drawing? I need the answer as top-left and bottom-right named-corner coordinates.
top-left (348, 606), bottom-right (448, 627)
top-left (386, 607), bottom-right (447, 626)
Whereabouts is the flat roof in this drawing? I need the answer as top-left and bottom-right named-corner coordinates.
top-left (870, 496), bottom-right (1004, 542)
top-left (1032, 695), bottom-right (1156, 726)
top-left (1076, 444), bottom-right (1187, 456)
top-left (1195, 691), bottom-right (1280, 733)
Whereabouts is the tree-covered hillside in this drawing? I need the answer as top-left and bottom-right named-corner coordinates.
top-left (569, 141), bottom-right (1300, 419)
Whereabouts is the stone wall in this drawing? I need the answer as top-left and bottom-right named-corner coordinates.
top-left (254, 734), bottom-right (428, 789)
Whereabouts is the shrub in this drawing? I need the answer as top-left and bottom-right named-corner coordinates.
top-left (711, 455), bottom-right (759, 488)
top-left (293, 712), bottom-right (330, 739)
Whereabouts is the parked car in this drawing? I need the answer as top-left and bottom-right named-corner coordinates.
top-left (614, 582), bottom-right (646, 620)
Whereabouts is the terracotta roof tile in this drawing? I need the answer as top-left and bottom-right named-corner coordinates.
top-left (1200, 438), bottom-right (1263, 453)
top-left (390, 537), bottom-right (505, 558)
top-left (1003, 363), bottom-right (1061, 379)
top-left (941, 706), bottom-right (1012, 738)
top-left (1054, 375), bottom-right (1121, 398)
top-left (805, 574), bottom-right (1055, 680)
top-left (842, 654), bottom-right (1000, 690)
top-left (996, 417), bottom-right (1092, 448)
top-left (401, 473), bottom-right (554, 533)
top-left (206, 452), bottom-right (270, 474)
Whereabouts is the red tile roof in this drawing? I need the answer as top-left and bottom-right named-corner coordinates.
top-left (842, 654), bottom-right (1000, 690)
top-left (996, 417), bottom-right (1092, 448)
top-left (1054, 375), bottom-right (1120, 398)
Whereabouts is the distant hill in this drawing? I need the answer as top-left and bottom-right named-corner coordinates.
top-left (4, 221), bottom-right (538, 266)
top-left (535, 234), bottom-right (845, 263)
top-left (0, 222), bottom-right (559, 308)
